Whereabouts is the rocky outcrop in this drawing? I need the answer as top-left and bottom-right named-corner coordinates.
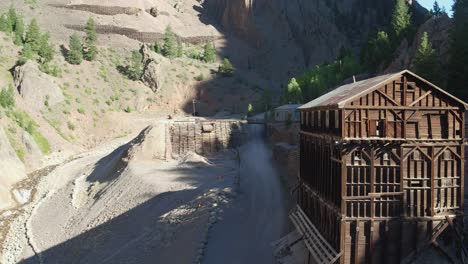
top-left (140, 44), bottom-right (168, 92)
top-left (386, 16), bottom-right (452, 73)
top-left (202, 0), bottom-right (427, 82)
top-left (13, 61), bottom-right (64, 111)
top-left (0, 126), bottom-right (27, 211)
top-left (21, 131), bottom-right (43, 172)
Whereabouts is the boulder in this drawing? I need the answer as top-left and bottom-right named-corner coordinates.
top-left (140, 44), bottom-right (167, 92)
top-left (0, 126), bottom-right (27, 211)
top-left (13, 61), bottom-right (64, 110)
top-left (149, 6), bottom-right (159, 17)
top-left (21, 131), bottom-right (43, 172)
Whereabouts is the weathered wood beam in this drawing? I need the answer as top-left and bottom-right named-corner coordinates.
top-left (409, 91), bottom-right (432, 106)
top-left (375, 89), bottom-right (401, 106)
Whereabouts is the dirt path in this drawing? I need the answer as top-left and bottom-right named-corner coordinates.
top-left (203, 124), bottom-right (288, 264)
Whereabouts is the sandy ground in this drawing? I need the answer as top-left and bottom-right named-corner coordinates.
top-left (1, 124), bottom-right (288, 264)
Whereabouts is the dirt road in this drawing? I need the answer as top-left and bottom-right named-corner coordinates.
top-left (203, 124), bottom-right (288, 264)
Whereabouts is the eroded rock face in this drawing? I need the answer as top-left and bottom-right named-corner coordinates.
top-left (21, 131), bottom-right (43, 172)
top-left (0, 126), bottom-right (27, 211)
top-left (140, 44), bottom-right (167, 92)
top-left (386, 16), bottom-right (452, 73)
top-left (13, 61), bottom-right (64, 110)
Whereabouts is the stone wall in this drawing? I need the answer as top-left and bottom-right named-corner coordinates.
top-left (169, 119), bottom-right (246, 158)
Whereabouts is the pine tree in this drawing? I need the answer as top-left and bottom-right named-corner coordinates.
top-left (431, 1), bottom-right (443, 16)
top-left (362, 31), bottom-right (392, 72)
top-left (153, 41), bottom-right (161, 53)
top-left (14, 15), bottom-right (24, 45)
top-left (0, 14), bottom-right (13, 33)
top-left (162, 26), bottom-right (177, 58)
top-left (37, 33), bottom-right (54, 63)
top-left (414, 32), bottom-right (441, 85)
top-left (127, 50), bottom-right (143, 80)
top-left (391, 0), bottom-right (412, 40)
top-left (66, 33), bottom-right (83, 65)
top-left (8, 6), bottom-right (17, 29)
top-left (25, 19), bottom-right (41, 51)
top-left (448, 0), bottom-right (468, 100)
top-left (83, 17), bottom-right (98, 61)
top-left (203, 42), bottom-right (216, 63)
top-left (176, 38), bottom-right (183, 58)
top-left (18, 43), bottom-right (34, 65)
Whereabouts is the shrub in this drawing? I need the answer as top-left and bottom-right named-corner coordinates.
top-left (203, 42), bottom-right (216, 63)
top-left (67, 121), bottom-right (75, 130)
top-left (119, 50), bottom-right (143, 80)
top-left (218, 58), bottom-right (234, 76)
top-left (0, 85), bottom-right (15, 108)
top-left (194, 73), bottom-right (204, 81)
top-left (77, 107), bottom-right (85, 114)
top-left (39, 63), bottom-right (62, 77)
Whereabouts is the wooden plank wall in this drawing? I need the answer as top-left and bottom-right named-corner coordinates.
top-left (170, 120), bottom-right (244, 157)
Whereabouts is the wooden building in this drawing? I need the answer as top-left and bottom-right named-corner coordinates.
top-left (291, 70), bottom-right (467, 264)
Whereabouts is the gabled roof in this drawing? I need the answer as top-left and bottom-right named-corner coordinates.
top-left (299, 70), bottom-right (468, 110)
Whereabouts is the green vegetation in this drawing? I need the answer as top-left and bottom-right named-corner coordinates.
top-left (413, 32), bottom-right (441, 85)
top-left (391, 0), bottom-right (412, 41)
top-left (0, 85), bottom-right (15, 108)
top-left (77, 107), bottom-right (85, 114)
top-left (119, 50), bottom-right (144, 80)
top-left (203, 42), bottom-right (216, 62)
top-left (162, 26), bottom-right (177, 58)
top-left (448, 0), bottom-right (468, 101)
top-left (39, 62), bottom-right (62, 77)
top-left (177, 38), bottom-right (183, 58)
top-left (361, 31), bottom-right (392, 72)
top-left (5, 129), bottom-right (25, 161)
top-left (218, 58), bottom-right (234, 76)
top-left (247, 103), bottom-right (254, 116)
top-left (430, 1), bottom-right (446, 17)
top-left (83, 17), bottom-right (98, 61)
top-left (6, 109), bottom-right (51, 154)
top-left (284, 78), bottom-right (302, 103)
top-left (194, 73), bottom-right (204, 81)
top-left (284, 55), bottom-right (361, 103)
top-left (66, 33), bottom-right (83, 65)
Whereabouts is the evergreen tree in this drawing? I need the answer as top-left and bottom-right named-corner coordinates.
top-left (18, 43), bottom-right (34, 65)
top-left (448, 0), bottom-right (468, 100)
top-left (37, 33), bottom-right (54, 63)
top-left (66, 33), bottom-right (83, 65)
top-left (391, 0), bottom-right (412, 40)
top-left (7, 6), bottom-right (16, 29)
top-left (126, 50), bottom-right (144, 80)
top-left (83, 17), bottom-right (98, 61)
top-left (0, 14), bottom-right (13, 33)
top-left (176, 38), bottom-right (183, 58)
top-left (414, 32), bottom-right (441, 85)
top-left (153, 41), bottom-right (161, 53)
top-left (203, 42), bottom-right (216, 63)
top-left (362, 31), bottom-right (392, 72)
top-left (431, 1), bottom-right (443, 16)
top-left (14, 15), bottom-right (24, 45)
top-left (247, 103), bottom-right (254, 116)
top-left (25, 19), bottom-right (41, 51)
top-left (162, 26), bottom-right (177, 58)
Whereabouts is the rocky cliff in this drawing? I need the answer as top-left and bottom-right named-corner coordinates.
top-left (202, 0), bottom-right (428, 85)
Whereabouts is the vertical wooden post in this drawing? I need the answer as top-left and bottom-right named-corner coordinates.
top-left (431, 146), bottom-right (435, 216)
top-left (370, 148), bottom-right (375, 218)
top-left (461, 143), bottom-right (465, 210)
top-left (354, 221), bottom-right (360, 264)
top-left (400, 146), bottom-right (406, 217)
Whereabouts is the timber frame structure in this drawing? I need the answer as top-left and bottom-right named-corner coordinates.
top-left (295, 70), bottom-right (467, 264)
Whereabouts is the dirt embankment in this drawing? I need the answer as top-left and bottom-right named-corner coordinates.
top-left (0, 124), bottom-right (241, 264)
